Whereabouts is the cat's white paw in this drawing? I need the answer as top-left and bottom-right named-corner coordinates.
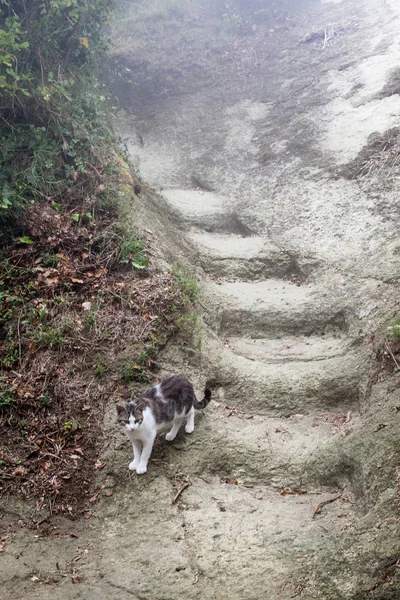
top-left (129, 460), bottom-right (139, 471)
top-left (136, 464), bottom-right (147, 475)
top-left (165, 431), bottom-right (176, 441)
top-left (185, 424), bottom-right (194, 434)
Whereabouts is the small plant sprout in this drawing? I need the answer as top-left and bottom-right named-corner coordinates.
top-left (388, 316), bottom-right (400, 340)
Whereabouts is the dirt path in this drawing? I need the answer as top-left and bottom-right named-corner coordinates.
top-left (2, 0), bottom-right (400, 598)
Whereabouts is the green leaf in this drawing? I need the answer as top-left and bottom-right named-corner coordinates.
top-left (19, 236), bottom-right (33, 244)
top-left (131, 261), bottom-right (148, 270)
top-left (71, 213), bottom-right (79, 222)
top-left (0, 197), bottom-right (11, 209)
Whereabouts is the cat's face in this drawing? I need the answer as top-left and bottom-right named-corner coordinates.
top-left (116, 401), bottom-right (145, 431)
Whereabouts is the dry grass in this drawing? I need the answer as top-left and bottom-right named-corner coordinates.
top-left (0, 192), bottom-right (188, 516)
top-left (339, 128), bottom-right (400, 181)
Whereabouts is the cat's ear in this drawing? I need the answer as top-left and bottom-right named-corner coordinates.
top-left (136, 401), bottom-right (145, 411)
top-left (116, 404), bottom-right (127, 415)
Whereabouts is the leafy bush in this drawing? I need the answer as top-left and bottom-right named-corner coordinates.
top-left (0, 0), bottom-right (117, 227)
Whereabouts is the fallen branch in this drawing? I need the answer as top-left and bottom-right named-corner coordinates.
top-left (313, 494), bottom-right (342, 518)
top-left (172, 480), bottom-right (192, 504)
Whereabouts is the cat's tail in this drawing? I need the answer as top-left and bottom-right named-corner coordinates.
top-left (193, 388), bottom-right (212, 410)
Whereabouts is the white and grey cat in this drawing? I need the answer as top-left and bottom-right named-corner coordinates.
top-left (116, 375), bottom-right (211, 475)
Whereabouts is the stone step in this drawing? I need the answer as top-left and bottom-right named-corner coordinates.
top-left (225, 335), bottom-right (348, 363)
top-left (108, 405), bottom-right (352, 486)
top-left (202, 336), bottom-right (363, 415)
top-left (189, 230), bottom-right (318, 281)
top-left (203, 279), bottom-right (349, 338)
top-left (163, 408), bottom-right (357, 486)
top-left (162, 189), bottom-right (253, 235)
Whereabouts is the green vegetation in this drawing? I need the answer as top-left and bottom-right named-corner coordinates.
top-left (83, 306), bottom-right (97, 327)
top-left (171, 263), bottom-right (202, 348)
top-left (0, 0), bottom-right (155, 510)
top-left (120, 346), bottom-right (156, 383)
top-left (176, 311), bottom-right (199, 338)
top-left (30, 324), bottom-right (64, 349)
top-left (171, 262), bottom-right (199, 304)
top-left (0, 375), bottom-right (16, 410)
top-left (119, 230), bottom-right (149, 269)
top-left (93, 226), bottom-right (149, 270)
top-left (94, 354), bottom-right (105, 378)
top-left (0, 0), bottom-right (202, 511)
top-left (0, 0), bottom-right (117, 231)
top-left (387, 315), bottom-right (400, 341)
top-left (38, 391), bottom-right (51, 406)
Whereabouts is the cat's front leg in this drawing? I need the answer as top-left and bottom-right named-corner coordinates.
top-left (129, 439), bottom-right (142, 471)
top-left (136, 435), bottom-right (156, 475)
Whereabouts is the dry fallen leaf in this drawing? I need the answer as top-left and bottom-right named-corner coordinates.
top-left (31, 576), bottom-right (40, 583)
top-left (44, 277), bottom-right (59, 286)
top-left (94, 460), bottom-right (105, 470)
top-left (94, 268), bottom-right (106, 278)
top-left (14, 465), bottom-right (26, 476)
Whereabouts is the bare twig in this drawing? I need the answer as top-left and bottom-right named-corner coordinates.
top-left (172, 480), bottom-right (192, 504)
top-left (313, 494), bottom-right (342, 518)
top-left (0, 471), bottom-right (16, 480)
top-left (16, 307), bottom-right (24, 367)
top-left (385, 340), bottom-right (400, 371)
top-left (138, 316), bottom-right (159, 340)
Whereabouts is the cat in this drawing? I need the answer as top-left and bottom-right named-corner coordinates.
top-left (116, 375), bottom-right (211, 475)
